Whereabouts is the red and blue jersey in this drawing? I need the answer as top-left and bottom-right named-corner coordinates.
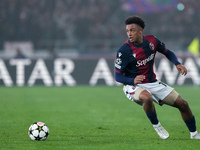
top-left (114, 35), bottom-right (180, 85)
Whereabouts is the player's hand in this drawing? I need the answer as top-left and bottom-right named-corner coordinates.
top-left (134, 75), bottom-right (145, 85)
top-left (176, 64), bottom-right (187, 76)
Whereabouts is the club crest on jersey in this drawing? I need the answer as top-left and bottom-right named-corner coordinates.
top-left (149, 43), bottom-right (154, 51)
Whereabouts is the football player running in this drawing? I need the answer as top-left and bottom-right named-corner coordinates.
top-left (114, 15), bottom-right (200, 139)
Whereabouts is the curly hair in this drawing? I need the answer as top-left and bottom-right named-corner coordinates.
top-left (125, 16), bottom-right (145, 29)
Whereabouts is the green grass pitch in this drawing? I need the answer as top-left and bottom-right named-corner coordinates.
top-left (0, 86), bottom-right (200, 150)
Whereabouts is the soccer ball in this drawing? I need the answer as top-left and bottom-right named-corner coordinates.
top-left (28, 122), bottom-right (49, 141)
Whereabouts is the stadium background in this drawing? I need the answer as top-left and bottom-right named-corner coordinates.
top-left (0, 0), bottom-right (199, 86)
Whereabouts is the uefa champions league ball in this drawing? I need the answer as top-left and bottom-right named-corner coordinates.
top-left (28, 122), bottom-right (49, 141)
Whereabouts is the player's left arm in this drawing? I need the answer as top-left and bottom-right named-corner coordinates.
top-left (176, 64), bottom-right (187, 76)
top-left (164, 49), bottom-right (187, 76)
top-left (155, 37), bottom-right (187, 76)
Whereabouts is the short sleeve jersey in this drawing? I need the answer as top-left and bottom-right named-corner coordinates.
top-left (115, 35), bottom-right (167, 84)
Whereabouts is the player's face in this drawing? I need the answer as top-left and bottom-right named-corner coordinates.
top-left (126, 24), bottom-right (143, 44)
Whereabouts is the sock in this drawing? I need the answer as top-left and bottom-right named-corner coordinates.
top-left (146, 109), bottom-right (159, 125)
top-left (185, 116), bottom-right (196, 132)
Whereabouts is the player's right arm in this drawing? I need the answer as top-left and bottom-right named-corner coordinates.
top-left (114, 70), bottom-right (135, 85)
top-left (115, 71), bottom-right (145, 85)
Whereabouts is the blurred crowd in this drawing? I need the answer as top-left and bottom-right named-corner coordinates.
top-left (148, 0), bottom-right (200, 50)
top-left (0, 0), bottom-right (199, 54)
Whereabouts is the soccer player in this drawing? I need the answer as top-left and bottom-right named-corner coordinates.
top-left (114, 15), bottom-right (200, 139)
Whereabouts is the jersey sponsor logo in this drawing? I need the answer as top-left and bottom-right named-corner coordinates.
top-left (149, 43), bottom-right (154, 51)
top-left (136, 53), bottom-right (155, 67)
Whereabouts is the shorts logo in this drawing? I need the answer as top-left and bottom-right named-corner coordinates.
top-left (149, 43), bottom-right (154, 51)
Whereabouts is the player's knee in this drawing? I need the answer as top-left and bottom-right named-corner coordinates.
top-left (180, 100), bottom-right (189, 112)
top-left (139, 93), bottom-right (153, 104)
top-left (175, 97), bottom-right (189, 112)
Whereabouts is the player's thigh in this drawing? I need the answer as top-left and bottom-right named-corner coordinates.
top-left (162, 90), bottom-right (179, 106)
top-left (133, 87), bottom-right (148, 105)
top-left (123, 85), bottom-right (145, 105)
top-left (126, 86), bottom-right (153, 105)
top-left (138, 90), bottom-right (154, 103)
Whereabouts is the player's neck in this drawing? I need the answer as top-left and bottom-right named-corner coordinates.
top-left (133, 36), bottom-right (143, 45)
